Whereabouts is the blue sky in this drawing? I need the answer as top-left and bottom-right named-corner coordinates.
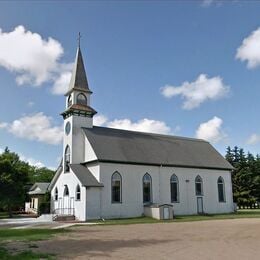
top-left (1, 0), bottom-right (260, 169)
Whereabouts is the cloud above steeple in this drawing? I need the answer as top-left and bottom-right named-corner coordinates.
top-left (0, 25), bottom-right (72, 94)
top-left (161, 74), bottom-right (230, 110)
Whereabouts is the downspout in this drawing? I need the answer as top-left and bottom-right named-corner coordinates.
top-left (99, 185), bottom-right (102, 219)
top-left (159, 165), bottom-right (162, 203)
top-left (85, 186), bottom-right (87, 220)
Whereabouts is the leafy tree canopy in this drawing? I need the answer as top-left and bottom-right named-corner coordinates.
top-left (225, 146), bottom-right (260, 207)
top-left (0, 147), bottom-right (55, 216)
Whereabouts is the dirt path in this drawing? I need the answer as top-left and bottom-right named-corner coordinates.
top-left (22, 218), bottom-right (260, 259)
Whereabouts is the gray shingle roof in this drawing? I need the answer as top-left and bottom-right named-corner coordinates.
top-left (48, 164), bottom-right (63, 191)
top-left (70, 164), bottom-right (103, 187)
top-left (65, 47), bottom-right (91, 96)
top-left (28, 182), bottom-right (50, 195)
top-left (83, 126), bottom-right (233, 170)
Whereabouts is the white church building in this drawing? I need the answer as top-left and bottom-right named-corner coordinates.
top-left (49, 45), bottom-right (234, 221)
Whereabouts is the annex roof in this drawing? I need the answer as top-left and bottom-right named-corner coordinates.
top-left (70, 164), bottom-right (103, 187)
top-left (83, 126), bottom-right (233, 170)
top-left (28, 182), bottom-right (50, 195)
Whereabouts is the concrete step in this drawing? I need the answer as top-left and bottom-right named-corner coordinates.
top-left (37, 214), bottom-right (53, 222)
top-left (53, 215), bottom-right (75, 222)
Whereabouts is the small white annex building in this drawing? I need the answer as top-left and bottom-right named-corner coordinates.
top-left (49, 45), bottom-right (234, 221)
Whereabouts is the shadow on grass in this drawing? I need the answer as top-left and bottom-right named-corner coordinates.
top-left (0, 246), bottom-right (54, 260)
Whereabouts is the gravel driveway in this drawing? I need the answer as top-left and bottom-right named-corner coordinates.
top-left (31, 218), bottom-right (260, 259)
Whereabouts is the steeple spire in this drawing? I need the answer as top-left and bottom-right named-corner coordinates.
top-left (61, 38), bottom-right (97, 120)
top-left (65, 37), bottom-right (91, 96)
top-left (78, 32), bottom-right (81, 48)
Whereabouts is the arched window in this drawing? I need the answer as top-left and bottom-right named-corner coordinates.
top-left (64, 145), bottom-right (70, 172)
top-left (143, 173), bottom-right (152, 203)
top-left (67, 95), bottom-right (72, 107)
top-left (76, 185), bottom-right (81, 201)
top-left (170, 174), bottom-right (179, 203)
top-left (218, 177), bottom-right (225, 202)
top-left (54, 187), bottom-right (58, 201)
top-left (77, 93), bottom-right (87, 105)
top-left (111, 172), bottom-right (122, 203)
top-left (195, 175), bottom-right (203, 196)
top-left (64, 185), bottom-right (69, 196)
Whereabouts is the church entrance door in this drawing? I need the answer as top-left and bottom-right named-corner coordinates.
top-left (63, 196), bottom-right (70, 215)
top-left (197, 197), bottom-right (204, 214)
top-left (69, 197), bottom-right (75, 215)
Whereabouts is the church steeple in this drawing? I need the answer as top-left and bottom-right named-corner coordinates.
top-left (60, 38), bottom-right (96, 168)
top-left (61, 40), bottom-right (97, 120)
top-left (65, 46), bottom-right (92, 96)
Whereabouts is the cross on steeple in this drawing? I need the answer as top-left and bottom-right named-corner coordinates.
top-left (78, 32), bottom-right (82, 48)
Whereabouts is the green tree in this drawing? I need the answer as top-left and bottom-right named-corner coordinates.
top-left (226, 146), bottom-right (260, 208)
top-left (28, 167), bottom-right (55, 183)
top-left (0, 148), bottom-right (29, 217)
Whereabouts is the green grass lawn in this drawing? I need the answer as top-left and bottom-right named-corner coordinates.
top-left (85, 209), bottom-right (260, 225)
top-left (0, 229), bottom-right (68, 242)
top-left (0, 229), bottom-right (67, 259)
top-left (0, 247), bottom-right (54, 260)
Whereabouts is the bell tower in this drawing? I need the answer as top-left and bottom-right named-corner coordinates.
top-left (61, 36), bottom-right (97, 172)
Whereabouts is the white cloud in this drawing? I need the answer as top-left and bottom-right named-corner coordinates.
top-left (236, 27), bottom-right (260, 69)
top-left (246, 134), bottom-right (260, 145)
top-left (107, 119), bottom-right (171, 134)
top-left (201, 0), bottom-right (214, 7)
top-left (0, 122), bottom-right (8, 128)
top-left (20, 154), bottom-right (45, 168)
top-left (0, 25), bottom-right (72, 94)
top-left (236, 28), bottom-right (260, 69)
top-left (0, 147), bottom-right (3, 154)
top-left (161, 74), bottom-right (229, 110)
top-left (27, 101), bottom-right (35, 107)
top-left (93, 114), bottom-right (109, 126)
top-left (195, 116), bottom-right (226, 143)
top-left (94, 114), bottom-right (173, 135)
top-left (51, 71), bottom-right (72, 95)
top-left (201, 0), bottom-right (225, 7)
top-left (0, 112), bottom-right (63, 145)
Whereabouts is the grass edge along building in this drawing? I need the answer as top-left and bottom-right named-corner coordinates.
top-left (49, 44), bottom-right (234, 221)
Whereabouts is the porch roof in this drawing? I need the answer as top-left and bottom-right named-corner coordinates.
top-left (70, 164), bottom-right (103, 187)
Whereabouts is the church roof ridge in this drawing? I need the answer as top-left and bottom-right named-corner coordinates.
top-left (85, 125), bottom-right (207, 143)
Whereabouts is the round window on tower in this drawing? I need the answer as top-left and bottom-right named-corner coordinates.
top-left (65, 122), bottom-right (71, 135)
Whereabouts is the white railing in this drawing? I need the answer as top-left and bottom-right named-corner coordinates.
top-left (53, 208), bottom-right (75, 216)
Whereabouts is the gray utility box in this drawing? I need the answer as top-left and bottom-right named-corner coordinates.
top-left (144, 204), bottom-right (174, 220)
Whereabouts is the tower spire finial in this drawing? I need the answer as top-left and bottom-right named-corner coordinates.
top-left (78, 32), bottom-right (81, 48)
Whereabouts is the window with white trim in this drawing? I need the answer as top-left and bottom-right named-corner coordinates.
top-left (76, 185), bottom-right (81, 201)
top-left (54, 187), bottom-right (58, 201)
top-left (170, 174), bottom-right (179, 202)
top-left (195, 175), bottom-right (203, 196)
top-left (143, 173), bottom-right (152, 203)
top-left (64, 185), bottom-right (69, 196)
top-left (111, 172), bottom-right (122, 203)
top-left (77, 93), bottom-right (87, 105)
top-left (64, 145), bottom-right (70, 172)
top-left (218, 177), bottom-right (225, 202)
